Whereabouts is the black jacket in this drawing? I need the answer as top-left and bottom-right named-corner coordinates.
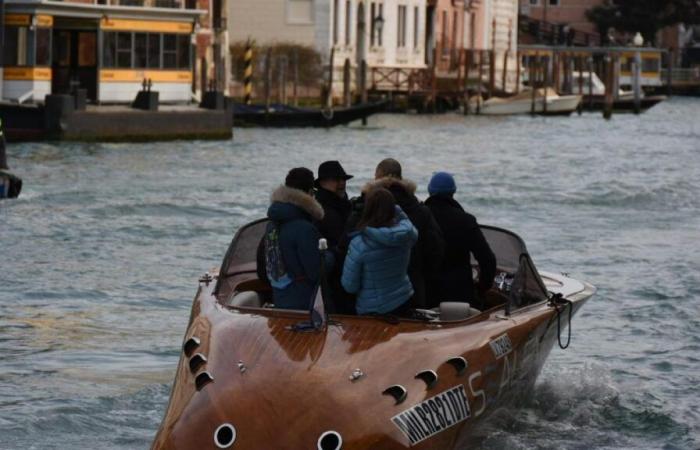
top-left (348, 177), bottom-right (445, 309)
top-left (425, 194), bottom-right (496, 308)
top-left (314, 187), bottom-right (352, 250)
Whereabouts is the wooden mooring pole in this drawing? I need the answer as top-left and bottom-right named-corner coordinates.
top-left (587, 56), bottom-right (594, 111)
top-left (577, 55), bottom-right (584, 115)
top-left (293, 49), bottom-right (299, 106)
top-left (477, 50), bottom-right (484, 114)
top-left (243, 39), bottom-right (253, 105)
top-left (464, 49), bottom-right (471, 115)
top-left (632, 51), bottom-right (642, 114)
top-left (264, 48), bottom-right (272, 113)
top-left (543, 55), bottom-right (549, 114)
top-left (343, 58), bottom-right (351, 107)
top-left (603, 53), bottom-right (614, 120)
top-left (502, 50), bottom-right (509, 92)
top-left (515, 50), bottom-right (521, 94)
top-left (530, 54), bottom-right (537, 115)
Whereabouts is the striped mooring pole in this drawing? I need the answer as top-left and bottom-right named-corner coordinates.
top-left (244, 39), bottom-right (253, 105)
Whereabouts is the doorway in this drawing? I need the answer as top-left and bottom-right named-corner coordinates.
top-left (425, 5), bottom-right (435, 65)
top-left (52, 27), bottom-right (98, 102)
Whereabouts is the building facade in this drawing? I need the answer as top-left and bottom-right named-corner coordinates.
top-left (1, 0), bottom-right (226, 104)
top-left (228, 0), bottom-right (427, 97)
top-left (518, 0), bottom-right (602, 35)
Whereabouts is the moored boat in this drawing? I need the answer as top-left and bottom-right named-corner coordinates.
top-left (572, 71), bottom-right (666, 112)
top-left (473, 89), bottom-right (581, 116)
top-left (152, 220), bottom-right (595, 450)
top-left (231, 101), bottom-right (387, 127)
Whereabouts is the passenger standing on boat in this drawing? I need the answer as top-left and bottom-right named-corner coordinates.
top-left (314, 161), bottom-right (353, 249)
top-left (263, 168), bottom-right (333, 310)
top-left (342, 188), bottom-right (418, 315)
top-left (425, 172), bottom-right (496, 308)
top-left (345, 158), bottom-right (444, 309)
top-left (314, 160), bottom-right (355, 313)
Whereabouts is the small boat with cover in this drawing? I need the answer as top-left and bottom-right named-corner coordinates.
top-left (152, 219), bottom-right (595, 450)
top-left (231, 101), bottom-right (387, 127)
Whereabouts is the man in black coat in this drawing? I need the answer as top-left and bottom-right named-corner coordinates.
top-left (314, 161), bottom-right (354, 313)
top-left (346, 158), bottom-right (445, 309)
top-left (424, 172), bottom-right (496, 309)
top-left (314, 161), bottom-right (353, 249)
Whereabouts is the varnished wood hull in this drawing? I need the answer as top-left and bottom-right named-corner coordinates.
top-left (152, 272), bottom-right (594, 449)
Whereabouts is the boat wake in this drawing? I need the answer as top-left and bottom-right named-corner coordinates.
top-left (472, 363), bottom-right (696, 449)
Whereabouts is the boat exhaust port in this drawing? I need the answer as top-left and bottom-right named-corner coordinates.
top-left (195, 371), bottom-right (214, 391)
top-left (382, 385), bottom-right (408, 405)
top-left (214, 423), bottom-right (236, 448)
top-left (189, 353), bottom-right (207, 374)
top-left (317, 431), bottom-right (342, 450)
top-left (415, 370), bottom-right (438, 389)
top-left (183, 336), bottom-right (200, 356)
top-left (446, 356), bottom-right (468, 376)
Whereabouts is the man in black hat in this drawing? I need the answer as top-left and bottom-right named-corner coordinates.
top-left (314, 161), bottom-right (353, 250)
top-left (314, 161), bottom-right (355, 314)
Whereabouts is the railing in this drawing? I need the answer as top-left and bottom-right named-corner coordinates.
top-left (518, 15), bottom-right (601, 47)
top-left (370, 67), bottom-right (433, 93)
top-left (93, 0), bottom-right (187, 9)
top-left (661, 68), bottom-right (700, 85)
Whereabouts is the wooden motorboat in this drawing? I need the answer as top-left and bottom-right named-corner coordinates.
top-left (231, 101), bottom-right (387, 127)
top-left (572, 71), bottom-right (666, 112)
top-left (472, 88), bottom-right (581, 116)
top-left (0, 170), bottom-right (22, 199)
top-left (152, 220), bottom-right (595, 450)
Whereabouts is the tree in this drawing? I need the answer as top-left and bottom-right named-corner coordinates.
top-left (586, 0), bottom-right (700, 45)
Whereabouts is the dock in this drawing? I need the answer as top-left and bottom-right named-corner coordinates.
top-left (0, 100), bottom-right (233, 142)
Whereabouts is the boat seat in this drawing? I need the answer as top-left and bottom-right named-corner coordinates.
top-left (438, 302), bottom-right (481, 321)
top-left (230, 290), bottom-right (263, 308)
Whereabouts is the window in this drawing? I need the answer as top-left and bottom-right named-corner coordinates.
top-left (116, 32), bottom-right (132, 68)
top-left (36, 28), bottom-right (51, 66)
top-left (413, 6), bottom-right (419, 49)
top-left (549, 0), bottom-right (559, 5)
top-left (333, 0), bottom-right (339, 44)
top-left (148, 34), bottom-right (161, 68)
top-left (3, 27), bottom-right (29, 66)
top-left (378, 3), bottom-right (383, 46)
top-left (370, 2), bottom-right (376, 46)
top-left (397, 5), bottom-right (407, 48)
top-left (441, 10), bottom-right (448, 55)
top-left (103, 32), bottom-right (116, 67)
top-left (287, 0), bottom-right (314, 24)
top-left (345, 1), bottom-right (351, 45)
top-left (452, 11), bottom-right (458, 52)
top-left (177, 34), bottom-right (190, 69)
top-left (134, 33), bottom-right (148, 68)
top-left (162, 34), bottom-right (177, 68)
top-left (78, 32), bottom-right (96, 67)
top-left (529, 0), bottom-right (538, 5)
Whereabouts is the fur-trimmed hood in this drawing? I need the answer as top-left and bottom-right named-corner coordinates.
top-left (361, 177), bottom-right (417, 195)
top-left (269, 185), bottom-right (324, 221)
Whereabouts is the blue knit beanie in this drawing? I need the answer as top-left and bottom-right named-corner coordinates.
top-left (428, 172), bottom-right (456, 195)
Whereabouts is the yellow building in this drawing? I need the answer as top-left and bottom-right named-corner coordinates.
top-left (1, 0), bottom-right (209, 104)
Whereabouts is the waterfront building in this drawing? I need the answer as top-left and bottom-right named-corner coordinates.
top-left (228, 0), bottom-right (428, 97)
top-left (0, 0), bottom-right (228, 104)
top-left (518, 0), bottom-right (602, 35)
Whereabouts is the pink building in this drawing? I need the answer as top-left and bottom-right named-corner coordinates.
top-left (518, 0), bottom-right (603, 35)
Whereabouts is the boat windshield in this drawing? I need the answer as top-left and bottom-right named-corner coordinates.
top-left (481, 226), bottom-right (549, 308)
top-left (215, 220), bottom-right (549, 310)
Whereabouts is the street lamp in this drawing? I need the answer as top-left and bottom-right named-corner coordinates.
top-left (373, 13), bottom-right (384, 45)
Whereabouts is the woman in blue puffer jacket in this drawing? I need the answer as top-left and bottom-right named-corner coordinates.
top-left (342, 188), bottom-right (418, 315)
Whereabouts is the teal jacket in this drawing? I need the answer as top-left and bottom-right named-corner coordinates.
top-left (341, 208), bottom-right (418, 315)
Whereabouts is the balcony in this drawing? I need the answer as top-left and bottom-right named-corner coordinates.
top-left (89, 0), bottom-right (190, 9)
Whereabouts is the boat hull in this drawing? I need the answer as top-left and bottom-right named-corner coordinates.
top-left (231, 101), bottom-right (386, 127)
top-left (479, 94), bottom-right (581, 116)
top-left (152, 273), bottom-right (594, 450)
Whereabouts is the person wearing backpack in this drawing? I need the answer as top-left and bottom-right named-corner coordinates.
top-left (341, 187), bottom-right (418, 316)
top-left (262, 167), bottom-right (333, 310)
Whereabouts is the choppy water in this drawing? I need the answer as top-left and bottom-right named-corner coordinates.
top-left (1, 99), bottom-right (699, 449)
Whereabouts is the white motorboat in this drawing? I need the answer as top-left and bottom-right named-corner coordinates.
top-left (471, 88), bottom-right (581, 116)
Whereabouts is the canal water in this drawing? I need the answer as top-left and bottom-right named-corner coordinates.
top-left (1, 99), bottom-right (699, 449)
